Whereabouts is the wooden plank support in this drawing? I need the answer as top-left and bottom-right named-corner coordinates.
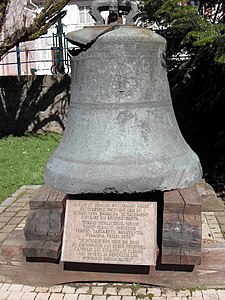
top-left (23, 241), bottom-right (62, 259)
top-left (23, 185), bottom-right (67, 259)
top-left (161, 184), bottom-right (202, 265)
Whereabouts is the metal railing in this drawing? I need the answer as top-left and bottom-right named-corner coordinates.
top-left (0, 20), bottom-right (74, 77)
top-left (0, 34), bottom-right (72, 76)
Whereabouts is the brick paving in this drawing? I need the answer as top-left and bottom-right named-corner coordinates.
top-left (0, 186), bottom-right (225, 300)
top-left (1, 283), bottom-right (225, 300)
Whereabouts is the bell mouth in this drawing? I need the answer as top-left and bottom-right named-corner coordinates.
top-left (45, 151), bottom-right (202, 195)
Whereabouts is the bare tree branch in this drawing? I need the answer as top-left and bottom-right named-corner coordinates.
top-left (0, 0), bottom-right (8, 33)
top-left (0, 0), bottom-right (70, 59)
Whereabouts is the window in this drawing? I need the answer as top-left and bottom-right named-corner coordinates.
top-left (79, 6), bottom-right (94, 24)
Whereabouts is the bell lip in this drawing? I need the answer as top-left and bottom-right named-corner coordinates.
top-left (44, 155), bottom-right (203, 195)
top-left (44, 177), bottom-right (203, 195)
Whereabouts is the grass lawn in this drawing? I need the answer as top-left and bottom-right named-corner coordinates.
top-left (0, 133), bottom-right (61, 204)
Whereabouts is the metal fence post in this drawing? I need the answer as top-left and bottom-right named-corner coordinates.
top-left (16, 43), bottom-right (21, 77)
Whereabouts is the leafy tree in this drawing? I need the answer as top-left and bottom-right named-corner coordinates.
top-left (0, 0), bottom-right (70, 59)
top-left (140, 0), bottom-right (225, 194)
top-left (141, 0), bottom-right (225, 63)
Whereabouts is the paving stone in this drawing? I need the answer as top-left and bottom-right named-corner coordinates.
top-left (162, 289), bottom-right (176, 296)
top-left (21, 285), bottom-right (35, 292)
top-left (20, 185), bottom-right (42, 190)
top-left (210, 226), bottom-right (222, 233)
top-left (11, 202), bottom-right (26, 208)
top-left (18, 200), bottom-right (31, 206)
top-left (78, 295), bottom-right (92, 300)
top-left (63, 286), bottom-right (76, 294)
top-left (11, 190), bottom-right (26, 198)
top-left (0, 224), bottom-right (16, 233)
top-left (18, 195), bottom-right (34, 202)
top-left (202, 223), bottom-right (212, 239)
top-left (91, 287), bottom-right (103, 295)
top-left (217, 219), bottom-right (225, 226)
top-left (7, 217), bottom-right (25, 225)
top-left (205, 212), bottom-right (216, 216)
top-left (217, 290), bottom-right (225, 300)
top-left (16, 210), bottom-right (29, 217)
top-left (202, 218), bottom-right (211, 226)
top-left (75, 287), bottom-right (89, 294)
top-left (151, 298), bottom-right (166, 300)
top-left (64, 295), bottom-right (79, 300)
top-left (0, 212), bottom-right (17, 218)
top-left (215, 212), bottom-right (225, 217)
top-left (176, 290), bottom-right (191, 297)
top-left (49, 293), bottom-right (64, 300)
top-left (166, 297), bottom-right (183, 300)
top-left (134, 288), bottom-right (147, 296)
top-left (202, 213), bottom-right (207, 220)
top-left (208, 218), bottom-right (220, 223)
top-left (121, 297), bottom-right (136, 300)
top-left (207, 219), bottom-right (217, 223)
top-left (215, 214), bottom-right (225, 225)
top-left (0, 233), bottom-right (10, 242)
top-left (215, 238), bottom-right (225, 243)
top-left (202, 289), bottom-right (219, 300)
top-left (191, 290), bottom-right (203, 298)
top-left (16, 222), bottom-right (26, 230)
top-left (112, 284), bottom-right (125, 287)
top-left (35, 287), bottom-right (50, 293)
top-left (49, 285), bottom-right (63, 293)
top-left (92, 296), bottom-right (106, 300)
top-left (104, 287), bottom-right (118, 295)
top-left (207, 219), bottom-right (218, 224)
top-left (0, 207), bottom-right (6, 214)
top-left (35, 292), bottom-right (51, 300)
top-left (221, 224), bottom-right (225, 231)
top-left (188, 297), bottom-right (203, 300)
top-left (0, 283), bottom-right (11, 291)
top-left (107, 297), bottom-right (121, 300)
top-left (118, 288), bottom-right (132, 296)
top-left (5, 207), bottom-right (22, 213)
top-left (96, 284), bottom-right (108, 286)
top-left (8, 284), bottom-right (24, 292)
top-left (1, 197), bottom-right (16, 206)
top-left (0, 215), bottom-right (12, 223)
top-left (7, 291), bottom-right (24, 300)
top-left (21, 292), bottom-right (37, 300)
top-left (213, 232), bottom-right (224, 238)
top-left (0, 290), bottom-right (10, 299)
top-left (19, 219), bottom-right (26, 225)
top-left (147, 288), bottom-right (161, 297)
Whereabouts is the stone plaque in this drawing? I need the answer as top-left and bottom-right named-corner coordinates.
top-left (61, 200), bottom-right (157, 265)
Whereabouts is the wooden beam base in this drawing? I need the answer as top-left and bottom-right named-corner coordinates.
top-left (161, 184), bottom-right (202, 265)
top-left (23, 184), bottom-right (202, 266)
top-left (1, 229), bottom-right (225, 288)
top-left (23, 185), bottom-right (67, 259)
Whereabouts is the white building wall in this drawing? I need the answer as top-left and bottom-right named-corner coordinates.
top-left (35, 1), bottom-right (95, 75)
top-left (0, 0), bottom-right (96, 76)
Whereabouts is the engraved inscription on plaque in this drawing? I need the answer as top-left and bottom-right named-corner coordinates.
top-left (61, 200), bottom-right (157, 265)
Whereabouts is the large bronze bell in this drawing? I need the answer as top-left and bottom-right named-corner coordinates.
top-left (44, 3), bottom-right (202, 194)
